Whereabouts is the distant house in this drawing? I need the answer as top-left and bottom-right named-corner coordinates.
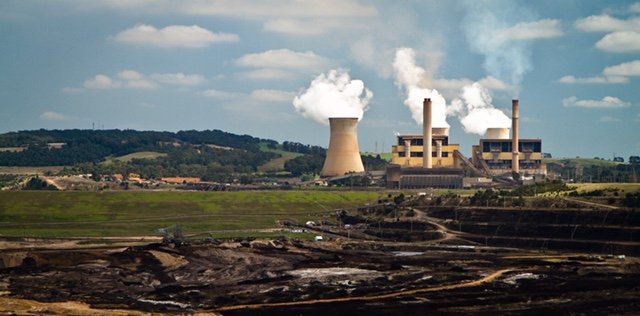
top-left (161, 177), bottom-right (201, 184)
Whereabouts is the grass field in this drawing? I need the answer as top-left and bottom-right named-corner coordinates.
top-left (568, 183), bottom-right (640, 193)
top-left (544, 158), bottom-right (623, 168)
top-left (104, 151), bottom-right (168, 164)
top-left (0, 191), bottom-right (383, 238)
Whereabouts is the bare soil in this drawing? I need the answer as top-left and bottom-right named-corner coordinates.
top-left (0, 207), bottom-right (639, 315)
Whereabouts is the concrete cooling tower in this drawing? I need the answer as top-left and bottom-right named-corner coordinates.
top-left (486, 128), bottom-right (510, 139)
top-left (320, 117), bottom-right (365, 177)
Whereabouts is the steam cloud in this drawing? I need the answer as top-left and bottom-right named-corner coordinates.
top-left (393, 47), bottom-right (510, 135)
top-left (449, 83), bottom-right (511, 135)
top-left (392, 48), bottom-right (449, 127)
top-left (293, 69), bottom-right (373, 125)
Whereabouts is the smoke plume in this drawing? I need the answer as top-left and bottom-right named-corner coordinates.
top-left (461, 1), bottom-right (562, 88)
top-left (449, 82), bottom-right (511, 135)
top-left (392, 47), bottom-right (449, 127)
top-left (293, 69), bottom-right (373, 125)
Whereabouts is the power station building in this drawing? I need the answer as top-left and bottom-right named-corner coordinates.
top-left (391, 128), bottom-right (462, 168)
top-left (386, 98), bottom-right (545, 189)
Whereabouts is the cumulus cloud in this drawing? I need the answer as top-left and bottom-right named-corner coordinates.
top-left (203, 88), bottom-right (295, 103)
top-left (263, 19), bottom-right (344, 35)
top-left (40, 111), bottom-right (70, 121)
top-left (149, 73), bottom-right (206, 85)
top-left (235, 49), bottom-right (331, 80)
top-left (496, 19), bottom-right (564, 41)
top-left (557, 75), bottom-right (629, 84)
top-left (595, 31), bottom-right (640, 53)
top-left (84, 74), bottom-right (120, 89)
top-left (249, 89), bottom-right (296, 102)
top-left (79, 70), bottom-right (205, 91)
top-left (238, 69), bottom-right (294, 80)
top-left (235, 49), bottom-right (329, 70)
top-left (632, 3), bottom-right (640, 13)
top-left (575, 15), bottom-right (640, 32)
top-left (111, 24), bottom-right (239, 48)
top-left (558, 60), bottom-right (640, 84)
top-left (575, 14), bottom-right (640, 53)
top-left (603, 60), bottom-right (640, 76)
top-left (181, 0), bottom-right (377, 19)
top-left (562, 96), bottom-right (630, 108)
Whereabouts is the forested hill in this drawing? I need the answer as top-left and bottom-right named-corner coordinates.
top-left (0, 129), bottom-right (316, 167)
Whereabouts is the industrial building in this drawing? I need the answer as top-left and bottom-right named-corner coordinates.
top-left (471, 100), bottom-right (545, 176)
top-left (391, 128), bottom-right (462, 169)
top-left (385, 98), bottom-right (545, 189)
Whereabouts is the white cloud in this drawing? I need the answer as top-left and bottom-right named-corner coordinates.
top-left (603, 60), bottom-right (640, 76)
top-left (84, 74), bottom-right (119, 89)
top-left (595, 31), bottom-right (640, 53)
top-left (202, 89), bottom-right (243, 100)
top-left (263, 18), bottom-right (343, 35)
top-left (558, 75), bottom-right (629, 84)
top-left (562, 96), bottom-right (630, 108)
top-left (632, 3), bottom-right (640, 13)
top-left (40, 111), bottom-right (70, 121)
top-left (249, 89), bottom-right (295, 102)
top-left (80, 70), bottom-right (205, 91)
top-left (575, 15), bottom-right (640, 32)
top-left (238, 69), bottom-right (295, 80)
top-left (203, 88), bottom-right (295, 103)
top-left (181, 0), bottom-right (377, 19)
top-left (235, 49), bottom-right (330, 70)
top-left (111, 24), bottom-right (239, 48)
top-left (149, 73), bottom-right (206, 85)
top-left (600, 116), bottom-right (622, 123)
top-left (497, 19), bottom-right (564, 41)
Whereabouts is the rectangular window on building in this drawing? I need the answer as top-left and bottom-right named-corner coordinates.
top-left (399, 152), bottom-right (406, 157)
top-left (410, 152), bottom-right (423, 157)
top-left (442, 152), bottom-right (449, 157)
top-left (483, 142), bottom-right (490, 152)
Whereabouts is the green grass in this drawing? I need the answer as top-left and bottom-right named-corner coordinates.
top-left (0, 191), bottom-right (383, 238)
top-left (258, 142), bottom-right (305, 172)
top-left (104, 151), bottom-right (167, 163)
top-left (568, 183), bottom-right (640, 193)
top-left (362, 152), bottom-right (392, 161)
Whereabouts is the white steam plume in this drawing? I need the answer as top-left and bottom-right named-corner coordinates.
top-left (392, 48), bottom-right (449, 127)
top-left (293, 69), bottom-right (372, 125)
top-left (449, 82), bottom-right (511, 135)
top-left (461, 1), bottom-right (536, 87)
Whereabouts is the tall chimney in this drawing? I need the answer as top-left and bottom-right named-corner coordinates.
top-left (423, 98), bottom-right (432, 169)
top-left (512, 99), bottom-right (520, 174)
top-left (321, 117), bottom-right (365, 177)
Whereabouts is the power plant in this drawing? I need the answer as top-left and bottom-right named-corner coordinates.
top-left (320, 117), bottom-right (365, 177)
top-left (384, 98), bottom-right (544, 188)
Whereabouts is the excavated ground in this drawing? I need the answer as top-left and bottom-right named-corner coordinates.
top-left (0, 207), bottom-right (639, 315)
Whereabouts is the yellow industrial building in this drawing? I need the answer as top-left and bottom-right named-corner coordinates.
top-left (390, 128), bottom-right (461, 169)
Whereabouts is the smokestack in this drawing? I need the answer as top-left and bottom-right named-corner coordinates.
top-left (321, 117), bottom-right (365, 177)
top-left (512, 99), bottom-right (520, 174)
top-left (423, 98), bottom-right (432, 169)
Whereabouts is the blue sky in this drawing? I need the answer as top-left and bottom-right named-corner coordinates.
top-left (0, 0), bottom-right (639, 158)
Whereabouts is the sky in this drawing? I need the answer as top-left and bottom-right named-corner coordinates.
top-left (0, 0), bottom-right (639, 159)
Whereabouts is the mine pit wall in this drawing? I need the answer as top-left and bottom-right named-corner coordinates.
top-left (424, 207), bottom-right (640, 256)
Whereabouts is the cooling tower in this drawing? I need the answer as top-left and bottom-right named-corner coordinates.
top-left (320, 117), bottom-right (365, 177)
top-left (423, 98), bottom-right (432, 169)
top-left (512, 99), bottom-right (520, 174)
top-left (486, 128), bottom-right (510, 139)
top-left (432, 127), bottom-right (449, 137)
